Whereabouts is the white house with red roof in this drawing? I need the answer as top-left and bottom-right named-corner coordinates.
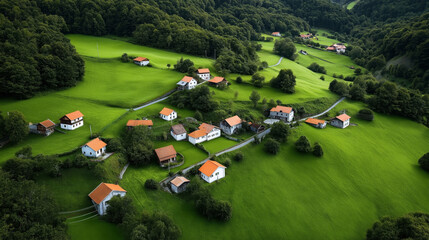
top-left (196, 68), bottom-right (210, 81)
top-left (188, 123), bottom-right (221, 145)
top-left (60, 110), bottom-right (84, 130)
top-left (272, 32), bottom-right (281, 37)
top-left (269, 106), bottom-right (294, 122)
top-left (170, 124), bottom-right (187, 141)
top-left (330, 114), bottom-right (351, 128)
top-left (82, 138), bottom-right (107, 158)
top-left (88, 183), bottom-right (127, 215)
top-left (220, 115), bottom-right (242, 135)
top-left (199, 160), bottom-right (226, 183)
top-left (327, 43), bottom-right (346, 54)
top-left (170, 176), bottom-right (190, 193)
top-left (133, 57), bottom-right (150, 66)
top-left (177, 76), bottom-right (198, 90)
top-left (159, 107), bottom-right (177, 121)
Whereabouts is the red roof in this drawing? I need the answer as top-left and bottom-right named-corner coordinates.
top-left (39, 119), bottom-right (55, 128)
top-left (127, 120), bottom-right (153, 127)
top-left (199, 160), bottom-right (226, 177)
top-left (88, 183), bottom-right (126, 204)
top-left (170, 176), bottom-right (190, 187)
top-left (336, 114), bottom-right (351, 122)
top-left (134, 57), bottom-right (149, 62)
top-left (64, 110), bottom-right (84, 121)
top-left (209, 77), bottom-right (226, 84)
top-left (270, 106), bottom-right (293, 114)
top-left (326, 46), bottom-right (336, 51)
top-left (197, 68), bottom-right (210, 74)
top-left (305, 118), bottom-right (326, 125)
top-left (224, 115), bottom-right (242, 127)
top-left (180, 76), bottom-right (194, 83)
top-left (85, 138), bottom-right (107, 151)
top-left (160, 107), bottom-right (174, 116)
top-left (272, 32), bottom-right (280, 35)
top-left (155, 145), bottom-right (177, 162)
top-left (199, 123), bottom-right (216, 134)
top-left (188, 129), bottom-right (206, 139)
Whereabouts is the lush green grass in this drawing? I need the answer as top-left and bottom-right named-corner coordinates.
top-left (67, 217), bottom-right (124, 240)
top-left (301, 28), bottom-right (341, 46)
top-left (201, 137), bottom-right (238, 154)
top-left (347, 0), bottom-right (360, 9)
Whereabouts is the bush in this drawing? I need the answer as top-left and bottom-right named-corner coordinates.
top-left (3, 158), bottom-right (37, 180)
top-left (144, 179), bottom-right (159, 190)
top-left (105, 195), bottom-right (135, 224)
top-left (264, 138), bottom-right (280, 154)
top-left (121, 53), bottom-right (129, 63)
top-left (107, 138), bottom-right (123, 152)
top-left (270, 69), bottom-right (296, 93)
top-left (234, 152), bottom-right (244, 162)
top-left (188, 165), bottom-right (200, 176)
top-left (223, 159), bottom-right (231, 167)
top-left (320, 75), bottom-right (325, 80)
top-left (295, 136), bottom-right (311, 153)
top-left (308, 62), bottom-right (327, 74)
top-left (251, 73), bottom-right (265, 88)
top-left (357, 109), bottom-right (374, 121)
top-left (418, 152), bottom-right (429, 172)
top-left (269, 121), bottom-right (291, 142)
top-left (236, 76), bottom-right (243, 84)
top-left (174, 57), bottom-right (194, 73)
top-left (15, 145), bottom-right (32, 158)
top-left (312, 142), bottom-right (324, 157)
top-left (74, 154), bottom-right (88, 168)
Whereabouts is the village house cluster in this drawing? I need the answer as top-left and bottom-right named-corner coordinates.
top-left (29, 110), bottom-right (84, 136)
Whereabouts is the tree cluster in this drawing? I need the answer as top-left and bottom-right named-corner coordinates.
top-left (270, 69), bottom-right (296, 93)
top-left (121, 126), bottom-right (154, 166)
top-left (1, 110), bottom-right (28, 144)
top-left (273, 38), bottom-right (296, 60)
top-left (174, 58), bottom-right (194, 74)
top-left (170, 85), bottom-right (219, 113)
top-left (307, 62), bottom-right (327, 74)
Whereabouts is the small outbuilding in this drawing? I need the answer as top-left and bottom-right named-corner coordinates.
top-left (208, 77), bottom-right (229, 87)
top-left (269, 106), bottom-right (294, 122)
top-left (330, 114), bottom-right (351, 128)
top-left (126, 120), bottom-right (153, 130)
top-left (199, 160), bottom-right (226, 183)
top-left (170, 176), bottom-right (190, 193)
top-left (133, 57), bottom-right (150, 66)
top-left (159, 107), bottom-right (177, 121)
top-left (88, 183), bottom-right (127, 215)
top-left (37, 119), bottom-right (55, 136)
top-left (155, 145), bottom-right (177, 167)
top-left (196, 68), bottom-right (210, 81)
top-left (82, 137), bottom-right (107, 158)
top-left (60, 110), bottom-right (84, 130)
top-left (220, 115), bottom-right (242, 135)
top-left (170, 124), bottom-right (187, 141)
top-left (250, 123), bottom-right (265, 133)
top-left (305, 118), bottom-right (327, 129)
top-left (272, 32), bottom-right (281, 37)
top-left (177, 76), bottom-right (198, 90)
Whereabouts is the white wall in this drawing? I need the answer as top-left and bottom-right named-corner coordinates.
top-left (189, 135), bottom-right (206, 145)
top-left (82, 145), bottom-right (106, 158)
top-left (135, 60), bottom-right (150, 66)
top-left (201, 167), bottom-right (225, 183)
top-left (269, 111), bottom-right (294, 122)
top-left (61, 119), bottom-right (84, 130)
top-left (197, 73), bottom-right (210, 81)
top-left (171, 131), bottom-right (187, 141)
top-left (160, 111), bottom-right (177, 121)
top-left (206, 128), bottom-right (221, 141)
top-left (187, 79), bottom-right (198, 89)
top-left (221, 123), bottom-right (241, 135)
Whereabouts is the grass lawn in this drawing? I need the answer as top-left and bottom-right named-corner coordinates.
top-left (347, 0), bottom-right (360, 9)
top-left (67, 217), bottom-right (124, 240)
top-left (201, 137), bottom-right (238, 154)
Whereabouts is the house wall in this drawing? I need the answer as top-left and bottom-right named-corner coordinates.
top-left (160, 112), bottom-right (177, 121)
top-left (269, 111), bottom-right (294, 122)
top-left (220, 122), bottom-right (242, 135)
top-left (82, 145), bottom-right (106, 158)
top-left (197, 73), bottom-right (210, 81)
top-left (201, 167), bottom-right (225, 183)
top-left (96, 191), bottom-right (126, 215)
top-left (330, 119), bottom-right (349, 128)
top-left (134, 60), bottom-right (150, 66)
top-left (171, 131), bottom-right (187, 141)
top-left (171, 184), bottom-right (179, 193)
top-left (206, 128), bottom-right (221, 141)
top-left (187, 79), bottom-right (198, 89)
top-left (189, 135), bottom-right (207, 145)
top-left (61, 118), bottom-right (84, 130)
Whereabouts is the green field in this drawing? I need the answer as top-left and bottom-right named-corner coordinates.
top-left (68, 217), bottom-right (124, 240)
top-left (347, 0), bottom-right (360, 10)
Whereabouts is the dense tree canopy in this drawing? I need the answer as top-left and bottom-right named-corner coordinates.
top-left (270, 69), bottom-right (296, 93)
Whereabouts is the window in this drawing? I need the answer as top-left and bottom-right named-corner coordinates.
top-left (216, 172), bottom-right (219, 175)
top-left (90, 152), bottom-right (92, 155)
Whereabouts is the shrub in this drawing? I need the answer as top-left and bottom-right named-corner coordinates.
top-left (312, 142), bottom-right (324, 157)
top-left (264, 138), bottom-right (280, 154)
top-left (308, 62), bottom-right (327, 74)
top-left (234, 153), bottom-right (244, 162)
top-left (144, 179), bottom-right (159, 190)
top-left (105, 195), bottom-right (135, 224)
top-left (269, 121), bottom-right (291, 142)
top-left (320, 75), bottom-right (325, 80)
top-left (188, 165), bottom-right (200, 176)
top-left (107, 138), bottom-right (123, 152)
top-left (418, 152), bottom-right (429, 172)
top-left (236, 76), bottom-right (243, 84)
top-left (74, 154), bottom-right (88, 168)
top-left (121, 53), bottom-right (129, 63)
top-left (174, 57), bottom-right (194, 73)
top-left (194, 110), bottom-right (203, 121)
top-left (295, 136), bottom-right (311, 153)
top-left (15, 145), bottom-right (32, 158)
top-left (223, 159), bottom-right (231, 167)
top-left (3, 158), bottom-right (37, 180)
top-left (357, 109), bottom-right (374, 121)
top-left (251, 73), bottom-right (265, 88)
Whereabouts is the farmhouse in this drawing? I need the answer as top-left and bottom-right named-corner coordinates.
top-left (34, 119), bottom-right (55, 136)
top-left (197, 68), bottom-right (210, 81)
top-left (305, 118), bottom-right (327, 128)
top-left (199, 160), bottom-right (226, 183)
top-left (269, 106), bottom-right (294, 122)
top-left (159, 107), bottom-right (177, 121)
top-left (170, 176), bottom-right (190, 193)
top-left (330, 114), bottom-right (351, 128)
top-left (188, 123), bottom-right (221, 145)
top-left (250, 123), bottom-right (265, 133)
top-left (133, 57), bottom-right (150, 66)
top-left (326, 43), bottom-right (346, 53)
top-left (82, 137), bottom-right (107, 158)
top-left (177, 76), bottom-right (198, 90)
top-left (88, 183), bottom-right (126, 215)
top-left (126, 120), bottom-right (153, 130)
top-left (60, 110), bottom-right (84, 130)
top-left (220, 115), bottom-right (242, 135)
top-left (300, 34), bottom-right (312, 39)
top-left (272, 32), bottom-right (281, 37)
top-left (155, 145), bottom-right (177, 167)
top-left (170, 124), bottom-right (187, 141)
top-left (208, 76), bottom-right (229, 87)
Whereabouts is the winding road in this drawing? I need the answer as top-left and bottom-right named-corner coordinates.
top-left (269, 57), bottom-right (284, 67)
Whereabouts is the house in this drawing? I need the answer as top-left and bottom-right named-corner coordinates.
top-left (159, 107), bottom-right (177, 121)
top-left (133, 57), bottom-right (150, 66)
top-left (155, 145), bottom-right (177, 167)
top-left (272, 32), bottom-right (281, 37)
top-left (188, 123), bottom-right (221, 145)
top-left (60, 110), bottom-right (84, 130)
top-left (36, 119), bottom-right (55, 136)
top-left (326, 43), bottom-right (346, 53)
top-left (177, 76), bottom-right (198, 90)
top-left (88, 183), bottom-right (126, 215)
top-left (170, 124), bottom-right (187, 141)
top-left (197, 68), bottom-right (211, 81)
top-left (269, 106), bottom-right (294, 122)
top-left (300, 34), bottom-right (312, 39)
top-left (220, 115), bottom-right (242, 135)
top-left (330, 114), bottom-right (351, 128)
top-left (170, 176), bottom-right (190, 193)
top-left (208, 77), bottom-right (229, 87)
top-left (82, 137), bottom-right (107, 158)
top-left (199, 160), bottom-right (226, 183)
top-left (305, 118), bottom-right (327, 129)
top-left (250, 123), bottom-right (265, 133)
top-left (126, 120), bottom-right (153, 130)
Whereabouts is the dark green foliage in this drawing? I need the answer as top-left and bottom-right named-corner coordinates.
top-left (270, 69), bottom-right (296, 93)
top-left (174, 58), bottom-right (194, 73)
top-left (144, 179), bottom-right (159, 190)
top-left (295, 136), bottom-right (311, 153)
top-left (15, 145), bottom-right (32, 158)
top-left (0, 112), bottom-right (5, 139)
top-left (268, 99), bottom-right (277, 108)
top-left (234, 153), bottom-right (243, 162)
top-left (236, 76), bottom-right (243, 84)
top-left (249, 91), bottom-right (261, 107)
top-left (107, 138), bottom-right (123, 152)
top-left (214, 49), bottom-right (258, 75)
top-left (366, 55), bottom-right (386, 71)
top-left (350, 84), bottom-right (366, 101)
top-left (354, 68), bottom-right (362, 75)
top-left (308, 63), bottom-right (327, 74)
top-left (223, 159), bottom-right (231, 167)
top-left (357, 109), bottom-right (374, 121)
top-left (312, 142), bottom-right (324, 157)
top-left (329, 79), bottom-right (350, 96)
top-left (194, 110), bottom-right (203, 121)
top-left (273, 38), bottom-right (296, 60)
top-left (0, 170), bottom-right (68, 239)
top-left (366, 212), bottom-right (429, 240)
top-left (353, 0), bottom-right (427, 22)
top-left (73, 154), bottom-right (88, 168)
top-left (35, 154), bottom-right (62, 177)
top-left (4, 111), bottom-right (28, 143)
top-left (320, 75), bottom-right (325, 80)
top-left (418, 152), bottom-right (429, 172)
top-left (264, 138), bottom-right (280, 154)
top-left (105, 195), bottom-right (135, 224)
top-left (121, 53), bottom-right (129, 63)
top-left (3, 158), bottom-right (37, 180)
top-left (251, 73), bottom-right (265, 88)
top-left (269, 121), bottom-right (291, 143)
top-left (170, 85), bottom-right (219, 113)
top-left (122, 126), bottom-right (154, 166)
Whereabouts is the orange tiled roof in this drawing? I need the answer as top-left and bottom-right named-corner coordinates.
top-left (39, 119), bottom-right (55, 128)
top-left (305, 118), bottom-right (326, 125)
top-left (160, 107), bottom-right (174, 116)
top-left (224, 115), bottom-right (242, 127)
top-left (199, 123), bottom-right (216, 134)
top-left (88, 183), bottom-right (126, 204)
top-left (199, 160), bottom-right (226, 177)
top-left (188, 129), bottom-right (207, 139)
top-left (270, 106), bottom-right (292, 114)
top-left (272, 32), bottom-right (280, 35)
top-left (85, 138), bottom-right (107, 151)
top-left (64, 110), bottom-right (83, 120)
top-left (336, 114), bottom-right (351, 122)
top-left (127, 120), bottom-right (153, 127)
top-left (181, 76), bottom-right (194, 83)
top-left (326, 46), bottom-right (336, 51)
top-left (170, 176), bottom-right (190, 187)
top-left (197, 68), bottom-right (210, 74)
top-left (134, 57), bottom-right (149, 61)
top-left (209, 77), bottom-right (225, 84)
top-left (155, 145), bottom-right (177, 162)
